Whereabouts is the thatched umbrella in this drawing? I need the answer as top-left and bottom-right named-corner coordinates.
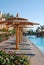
top-left (0, 13), bottom-right (39, 49)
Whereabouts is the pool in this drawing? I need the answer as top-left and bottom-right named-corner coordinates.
top-left (28, 36), bottom-right (44, 53)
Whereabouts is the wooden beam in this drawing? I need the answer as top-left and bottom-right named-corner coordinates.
top-left (16, 26), bottom-right (19, 49)
top-left (12, 25), bottom-right (33, 28)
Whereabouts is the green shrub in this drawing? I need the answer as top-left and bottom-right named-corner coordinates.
top-left (0, 36), bottom-right (2, 42)
top-left (9, 30), bottom-right (15, 34)
top-left (0, 50), bottom-right (30, 65)
top-left (1, 28), bottom-right (8, 32)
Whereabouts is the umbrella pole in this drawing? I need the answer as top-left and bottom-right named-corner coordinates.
top-left (16, 26), bottom-right (19, 49)
top-left (19, 28), bottom-right (23, 43)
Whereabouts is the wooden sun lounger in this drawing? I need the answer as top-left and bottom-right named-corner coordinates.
top-left (4, 50), bottom-right (35, 56)
top-left (4, 47), bottom-right (31, 50)
top-left (19, 44), bottom-right (30, 45)
top-left (16, 53), bottom-right (35, 56)
top-left (5, 42), bottom-right (30, 46)
top-left (20, 48), bottom-right (31, 50)
top-left (16, 53), bottom-right (35, 60)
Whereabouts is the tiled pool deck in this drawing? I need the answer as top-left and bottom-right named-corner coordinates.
top-left (0, 36), bottom-right (44, 65)
top-left (27, 38), bottom-right (44, 65)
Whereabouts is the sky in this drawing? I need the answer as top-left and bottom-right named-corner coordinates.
top-left (0, 0), bottom-right (44, 26)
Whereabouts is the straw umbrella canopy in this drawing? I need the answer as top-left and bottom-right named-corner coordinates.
top-left (0, 21), bottom-right (5, 24)
top-left (0, 13), bottom-right (39, 49)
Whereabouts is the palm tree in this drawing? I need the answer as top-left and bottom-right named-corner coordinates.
top-left (6, 13), bottom-right (14, 19)
top-left (2, 13), bottom-right (14, 19)
top-left (36, 25), bottom-right (44, 37)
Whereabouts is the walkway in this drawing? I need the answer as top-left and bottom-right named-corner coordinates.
top-left (0, 36), bottom-right (44, 65)
top-left (27, 38), bottom-right (44, 65)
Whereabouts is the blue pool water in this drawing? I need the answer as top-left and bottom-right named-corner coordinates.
top-left (28, 36), bottom-right (44, 53)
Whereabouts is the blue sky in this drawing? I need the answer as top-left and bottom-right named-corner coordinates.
top-left (0, 0), bottom-right (44, 25)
